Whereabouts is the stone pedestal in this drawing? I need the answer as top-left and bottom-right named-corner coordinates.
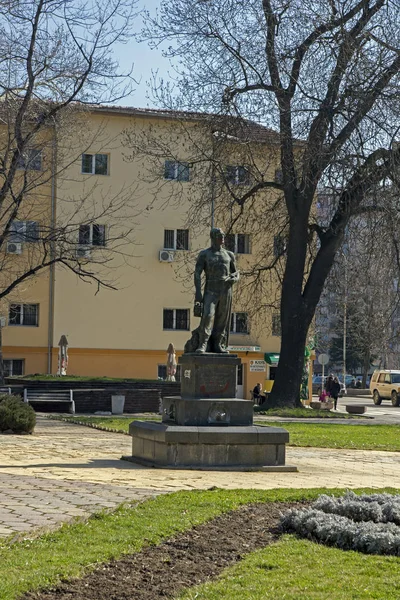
top-left (125, 352), bottom-right (296, 471)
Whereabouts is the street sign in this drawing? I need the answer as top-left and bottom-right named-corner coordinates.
top-left (249, 360), bottom-right (266, 372)
top-left (318, 353), bottom-right (330, 365)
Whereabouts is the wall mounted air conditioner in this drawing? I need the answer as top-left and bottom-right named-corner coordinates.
top-left (76, 245), bottom-right (91, 258)
top-left (6, 242), bottom-right (22, 254)
top-left (159, 249), bottom-right (174, 262)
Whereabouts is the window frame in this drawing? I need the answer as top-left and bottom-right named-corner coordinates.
top-left (224, 233), bottom-right (251, 254)
top-left (163, 229), bottom-right (189, 250)
top-left (164, 160), bottom-right (190, 182)
top-left (9, 303), bottom-right (39, 327)
top-left (3, 359), bottom-right (24, 377)
top-left (16, 149), bottom-right (42, 171)
top-left (230, 312), bottom-right (249, 334)
top-left (78, 223), bottom-right (106, 247)
top-left (272, 313), bottom-right (281, 337)
top-left (163, 308), bottom-right (190, 331)
top-left (9, 220), bottom-right (40, 243)
top-left (226, 165), bottom-right (250, 186)
top-left (81, 153), bottom-right (109, 176)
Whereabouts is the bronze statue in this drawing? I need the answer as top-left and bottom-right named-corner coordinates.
top-left (185, 228), bottom-right (239, 353)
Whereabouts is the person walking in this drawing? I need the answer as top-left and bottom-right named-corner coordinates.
top-left (330, 376), bottom-right (341, 410)
top-left (325, 374), bottom-right (334, 397)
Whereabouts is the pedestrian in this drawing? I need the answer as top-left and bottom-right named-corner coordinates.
top-left (325, 374), bottom-right (334, 397)
top-left (330, 376), bottom-right (341, 410)
top-left (356, 378), bottom-right (362, 389)
top-left (252, 383), bottom-right (266, 405)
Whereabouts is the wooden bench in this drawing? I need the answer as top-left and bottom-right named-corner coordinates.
top-left (23, 389), bottom-right (75, 414)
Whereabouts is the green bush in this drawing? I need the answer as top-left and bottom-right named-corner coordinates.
top-left (0, 394), bottom-right (36, 433)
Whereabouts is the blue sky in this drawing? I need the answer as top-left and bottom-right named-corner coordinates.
top-left (114, 0), bottom-right (172, 108)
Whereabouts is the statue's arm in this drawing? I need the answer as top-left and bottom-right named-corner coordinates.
top-left (227, 251), bottom-right (240, 283)
top-left (194, 251), bottom-right (205, 302)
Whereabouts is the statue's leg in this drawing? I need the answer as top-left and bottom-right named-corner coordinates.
top-left (195, 292), bottom-right (216, 353)
top-left (211, 289), bottom-right (232, 352)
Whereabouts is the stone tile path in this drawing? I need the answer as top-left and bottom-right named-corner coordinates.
top-left (1, 415), bottom-right (400, 538)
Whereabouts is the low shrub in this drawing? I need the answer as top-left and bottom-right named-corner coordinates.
top-left (0, 394), bottom-right (36, 433)
top-left (281, 492), bottom-right (400, 556)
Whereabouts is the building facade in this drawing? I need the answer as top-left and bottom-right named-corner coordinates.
top-left (2, 106), bottom-right (283, 398)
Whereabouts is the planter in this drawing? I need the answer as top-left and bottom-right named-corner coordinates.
top-left (310, 401), bottom-right (333, 410)
top-left (346, 405), bottom-right (366, 415)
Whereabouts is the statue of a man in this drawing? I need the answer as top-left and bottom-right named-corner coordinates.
top-left (193, 227), bottom-right (239, 353)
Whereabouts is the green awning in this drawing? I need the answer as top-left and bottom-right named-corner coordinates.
top-left (264, 353), bottom-right (280, 365)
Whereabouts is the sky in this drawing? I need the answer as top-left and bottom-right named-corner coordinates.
top-left (113, 0), bottom-right (173, 109)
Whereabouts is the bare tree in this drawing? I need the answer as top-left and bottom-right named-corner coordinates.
top-left (0, 0), bottom-right (139, 381)
top-left (140, 0), bottom-right (400, 406)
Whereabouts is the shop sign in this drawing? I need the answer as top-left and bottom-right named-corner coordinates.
top-left (249, 360), bottom-right (266, 372)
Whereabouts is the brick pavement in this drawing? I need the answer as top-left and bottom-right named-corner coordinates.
top-left (1, 415), bottom-right (400, 538)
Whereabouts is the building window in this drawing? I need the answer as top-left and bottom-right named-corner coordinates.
top-left (163, 309), bottom-right (190, 330)
top-left (9, 221), bottom-right (39, 242)
top-left (226, 165), bottom-right (250, 185)
top-left (272, 313), bottom-right (281, 336)
top-left (230, 312), bottom-right (249, 334)
top-left (274, 169), bottom-right (283, 184)
top-left (16, 149), bottom-right (42, 171)
top-left (81, 153), bottom-right (109, 175)
top-left (79, 224), bottom-right (106, 246)
top-left (158, 364), bottom-right (181, 381)
top-left (9, 304), bottom-right (39, 326)
top-left (273, 235), bottom-right (287, 257)
top-left (3, 359), bottom-right (24, 377)
top-left (164, 160), bottom-right (190, 182)
top-left (164, 229), bottom-right (189, 250)
top-left (224, 233), bottom-right (251, 254)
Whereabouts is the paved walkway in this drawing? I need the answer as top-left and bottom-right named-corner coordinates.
top-left (1, 416), bottom-right (400, 538)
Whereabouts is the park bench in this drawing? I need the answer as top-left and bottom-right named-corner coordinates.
top-left (0, 387), bottom-right (12, 395)
top-left (23, 388), bottom-right (75, 414)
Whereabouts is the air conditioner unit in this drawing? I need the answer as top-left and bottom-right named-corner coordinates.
top-left (76, 245), bottom-right (91, 258)
top-left (6, 242), bottom-right (22, 254)
top-left (159, 249), bottom-right (174, 262)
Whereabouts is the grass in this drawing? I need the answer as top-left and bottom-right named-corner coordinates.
top-left (50, 416), bottom-right (400, 452)
top-left (176, 534), bottom-right (400, 600)
top-left (11, 374), bottom-right (160, 382)
top-left (264, 422), bottom-right (400, 452)
top-left (0, 488), bottom-right (399, 600)
top-left (256, 406), bottom-right (364, 418)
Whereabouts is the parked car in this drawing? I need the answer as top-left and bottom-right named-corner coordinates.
top-left (369, 370), bottom-right (400, 406)
top-left (312, 375), bottom-right (346, 397)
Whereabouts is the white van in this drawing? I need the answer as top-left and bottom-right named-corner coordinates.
top-left (369, 370), bottom-right (400, 406)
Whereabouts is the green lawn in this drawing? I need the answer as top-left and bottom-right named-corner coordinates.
top-left (1, 488), bottom-right (399, 600)
top-left (268, 421), bottom-right (400, 452)
top-left (176, 534), bottom-right (400, 600)
top-left (52, 416), bottom-right (400, 452)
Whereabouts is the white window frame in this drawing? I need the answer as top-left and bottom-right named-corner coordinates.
top-left (230, 312), bottom-right (249, 334)
top-left (226, 165), bottom-right (250, 186)
top-left (9, 220), bottom-right (39, 243)
top-left (9, 303), bottom-right (39, 327)
top-left (164, 160), bottom-right (190, 182)
top-left (16, 149), bottom-right (42, 171)
top-left (3, 359), bottom-right (24, 376)
top-left (163, 308), bottom-right (190, 331)
top-left (81, 153), bottom-right (109, 175)
top-left (163, 229), bottom-right (189, 250)
top-left (225, 233), bottom-right (251, 254)
top-left (78, 224), bottom-right (106, 247)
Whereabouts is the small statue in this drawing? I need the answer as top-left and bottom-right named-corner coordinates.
top-left (166, 343), bottom-right (177, 381)
top-left (184, 228), bottom-right (239, 354)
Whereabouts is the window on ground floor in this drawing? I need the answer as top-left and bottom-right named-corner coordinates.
top-left (3, 359), bottom-right (24, 376)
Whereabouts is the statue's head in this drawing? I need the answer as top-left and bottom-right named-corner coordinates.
top-left (210, 227), bottom-right (225, 242)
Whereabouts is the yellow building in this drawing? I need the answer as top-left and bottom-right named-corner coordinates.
top-left (2, 106), bottom-right (283, 398)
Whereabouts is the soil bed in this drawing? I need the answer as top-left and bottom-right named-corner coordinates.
top-left (23, 501), bottom-right (307, 600)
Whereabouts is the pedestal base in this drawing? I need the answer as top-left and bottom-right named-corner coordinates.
top-left (162, 396), bottom-right (254, 426)
top-left (125, 421), bottom-right (297, 471)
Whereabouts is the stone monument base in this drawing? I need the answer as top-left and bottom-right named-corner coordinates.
top-left (123, 421), bottom-right (297, 471)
